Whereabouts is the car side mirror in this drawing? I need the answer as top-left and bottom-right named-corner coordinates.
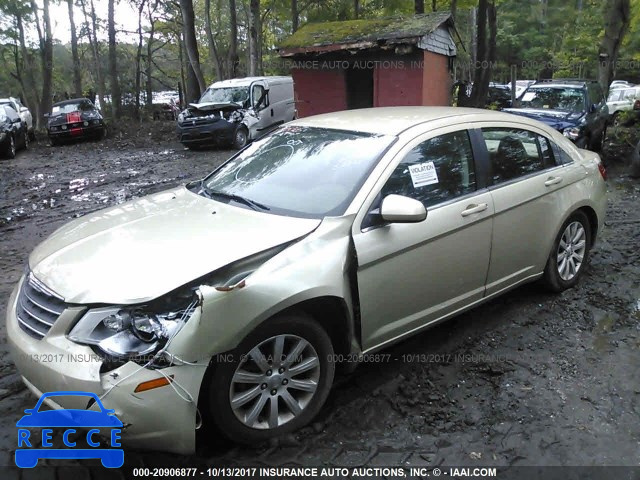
top-left (380, 194), bottom-right (427, 223)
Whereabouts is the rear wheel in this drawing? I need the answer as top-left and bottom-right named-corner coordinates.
top-left (208, 313), bottom-right (335, 444)
top-left (542, 211), bottom-right (591, 292)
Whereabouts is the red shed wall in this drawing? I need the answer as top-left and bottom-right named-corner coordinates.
top-left (373, 61), bottom-right (423, 107)
top-left (422, 51), bottom-right (451, 106)
top-left (291, 68), bottom-right (347, 118)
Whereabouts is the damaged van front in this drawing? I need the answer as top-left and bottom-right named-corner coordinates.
top-left (177, 76), bottom-right (295, 149)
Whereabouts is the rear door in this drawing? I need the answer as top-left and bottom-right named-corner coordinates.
top-left (352, 127), bottom-right (494, 350)
top-left (479, 124), bottom-right (584, 296)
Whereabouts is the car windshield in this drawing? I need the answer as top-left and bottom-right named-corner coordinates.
top-left (201, 126), bottom-right (395, 218)
top-left (198, 87), bottom-right (249, 105)
top-left (51, 101), bottom-right (94, 114)
top-left (519, 86), bottom-right (586, 113)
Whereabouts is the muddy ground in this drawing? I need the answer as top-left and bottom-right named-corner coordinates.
top-left (0, 122), bottom-right (639, 476)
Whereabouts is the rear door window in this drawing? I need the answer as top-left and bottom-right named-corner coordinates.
top-left (481, 128), bottom-right (558, 184)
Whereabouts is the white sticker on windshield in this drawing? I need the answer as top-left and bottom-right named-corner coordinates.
top-left (408, 161), bottom-right (439, 188)
top-left (522, 92), bottom-right (536, 102)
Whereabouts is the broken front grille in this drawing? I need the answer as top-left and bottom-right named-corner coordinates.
top-left (16, 273), bottom-right (67, 339)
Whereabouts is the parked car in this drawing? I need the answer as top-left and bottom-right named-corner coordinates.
top-left (606, 85), bottom-right (640, 123)
top-left (487, 83), bottom-right (512, 110)
top-left (0, 104), bottom-right (29, 158)
top-left (0, 96), bottom-right (34, 139)
top-left (177, 76), bottom-right (296, 149)
top-left (505, 79), bottom-right (609, 151)
top-left (7, 107), bottom-right (606, 453)
top-left (46, 98), bottom-right (105, 146)
top-left (610, 80), bottom-right (633, 89)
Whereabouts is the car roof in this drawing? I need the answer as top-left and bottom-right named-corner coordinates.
top-left (289, 107), bottom-right (536, 136)
top-left (208, 76), bottom-right (291, 89)
top-left (52, 97), bottom-right (94, 107)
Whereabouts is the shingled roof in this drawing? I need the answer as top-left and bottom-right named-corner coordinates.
top-left (278, 11), bottom-right (453, 56)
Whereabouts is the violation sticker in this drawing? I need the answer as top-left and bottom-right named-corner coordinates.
top-left (408, 161), bottom-right (439, 188)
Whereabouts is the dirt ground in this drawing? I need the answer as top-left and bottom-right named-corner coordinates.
top-left (0, 122), bottom-right (639, 475)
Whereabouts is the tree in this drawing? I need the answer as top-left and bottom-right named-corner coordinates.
top-left (205, 0), bottom-right (224, 80)
top-left (108, 0), bottom-right (122, 117)
top-left (470, 0), bottom-right (496, 107)
top-left (30, 0), bottom-right (53, 127)
top-left (179, 0), bottom-right (206, 96)
top-left (415, 0), bottom-right (424, 14)
top-left (249, 0), bottom-right (260, 75)
top-left (291, 0), bottom-right (298, 32)
top-left (228, 0), bottom-right (239, 78)
top-left (67, 0), bottom-right (82, 97)
top-left (80, 0), bottom-right (106, 111)
top-left (598, 0), bottom-right (630, 95)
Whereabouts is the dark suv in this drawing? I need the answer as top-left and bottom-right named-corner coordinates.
top-left (504, 79), bottom-right (608, 151)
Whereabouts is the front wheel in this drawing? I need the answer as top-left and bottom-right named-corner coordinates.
top-left (5, 134), bottom-right (16, 158)
top-left (232, 126), bottom-right (249, 150)
top-left (207, 313), bottom-right (335, 444)
top-left (542, 211), bottom-right (591, 292)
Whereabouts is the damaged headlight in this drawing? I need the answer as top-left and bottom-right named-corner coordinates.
top-left (68, 296), bottom-right (197, 361)
top-left (563, 126), bottom-right (581, 141)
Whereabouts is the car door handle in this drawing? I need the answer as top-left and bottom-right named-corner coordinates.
top-left (461, 203), bottom-right (488, 217)
top-left (544, 176), bottom-right (563, 187)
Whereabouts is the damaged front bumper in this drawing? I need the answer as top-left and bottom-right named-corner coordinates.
top-left (6, 278), bottom-right (208, 455)
top-left (177, 117), bottom-right (238, 147)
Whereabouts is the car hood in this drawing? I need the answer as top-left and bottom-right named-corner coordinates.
top-left (188, 101), bottom-right (242, 111)
top-left (29, 186), bottom-right (321, 305)
top-left (503, 108), bottom-right (584, 131)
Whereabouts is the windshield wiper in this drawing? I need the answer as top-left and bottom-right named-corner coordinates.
top-left (200, 183), bottom-right (270, 211)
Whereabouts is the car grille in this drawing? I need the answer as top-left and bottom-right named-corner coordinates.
top-left (16, 273), bottom-right (67, 339)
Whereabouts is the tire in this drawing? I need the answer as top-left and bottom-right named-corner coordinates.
top-left (232, 126), bottom-right (249, 150)
top-left (542, 211), bottom-right (592, 292)
top-left (50, 137), bottom-right (59, 147)
top-left (5, 134), bottom-right (16, 159)
top-left (207, 313), bottom-right (335, 444)
top-left (611, 111), bottom-right (621, 127)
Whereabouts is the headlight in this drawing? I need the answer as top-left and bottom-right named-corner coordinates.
top-left (563, 126), bottom-right (581, 141)
top-left (178, 112), bottom-right (186, 123)
top-left (68, 296), bottom-right (197, 361)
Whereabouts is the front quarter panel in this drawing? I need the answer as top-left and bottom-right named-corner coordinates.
top-left (166, 216), bottom-right (356, 362)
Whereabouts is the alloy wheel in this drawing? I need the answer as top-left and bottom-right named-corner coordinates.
top-left (556, 221), bottom-right (587, 281)
top-left (229, 334), bottom-right (320, 430)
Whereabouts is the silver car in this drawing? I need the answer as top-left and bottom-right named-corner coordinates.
top-left (6, 107), bottom-right (606, 453)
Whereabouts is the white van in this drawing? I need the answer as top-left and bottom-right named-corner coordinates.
top-left (177, 76), bottom-right (296, 149)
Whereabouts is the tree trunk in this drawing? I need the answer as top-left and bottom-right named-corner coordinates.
top-left (82, 0), bottom-right (106, 111)
top-left (179, 0), bottom-right (206, 95)
top-left (135, 0), bottom-right (146, 118)
top-left (470, 0), bottom-right (489, 107)
top-left (145, 0), bottom-right (158, 111)
top-left (432, 0), bottom-right (437, 11)
top-left (249, 0), bottom-right (260, 75)
top-left (450, 0), bottom-right (457, 20)
top-left (228, 0), bottom-right (239, 78)
top-left (40, 0), bottom-right (53, 127)
top-left (108, 0), bottom-right (122, 118)
top-left (415, 0), bottom-right (424, 14)
top-left (291, 0), bottom-right (298, 32)
top-left (598, 0), bottom-right (630, 96)
top-left (354, 0), bottom-right (359, 18)
top-left (67, 0), bottom-right (82, 98)
top-left (205, 0), bottom-right (225, 80)
top-left (15, 13), bottom-right (39, 120)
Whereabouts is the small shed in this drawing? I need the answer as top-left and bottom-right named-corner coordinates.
top-left (278, 12), bottom-right (457, 118)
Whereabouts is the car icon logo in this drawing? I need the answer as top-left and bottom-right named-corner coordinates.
top-left (15, 391), bottom-right (124, 468)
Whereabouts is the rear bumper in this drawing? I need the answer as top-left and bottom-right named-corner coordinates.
top-left (6, 277), bottom-right (207, 455)
top-left (177, 120), bottom-right (236, 146)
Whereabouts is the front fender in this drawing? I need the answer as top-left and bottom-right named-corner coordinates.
top-left (166, 217), bottom-right (356, 362)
